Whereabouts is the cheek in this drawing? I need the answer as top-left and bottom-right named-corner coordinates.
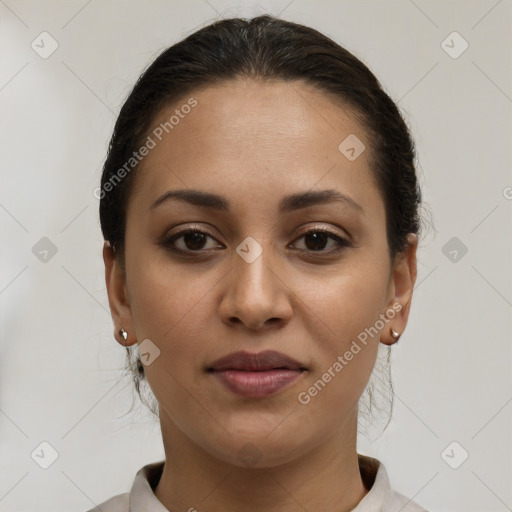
top-left (293, 257), bottom-right (390, 355)
top-left (289, 256), bottom-right (389, 406)
top-left (128, 269), bottom-right (208, 337)
top-left (292, 273), bottom-right (384, 427)
top-left (125, 250), bottom-right (222, 378)
top-left (126, 262), bottom-right (217, 422)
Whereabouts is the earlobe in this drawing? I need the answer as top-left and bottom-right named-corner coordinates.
top-left (103, 241), bottom-right (136, 346)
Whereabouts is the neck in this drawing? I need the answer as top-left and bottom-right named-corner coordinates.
top-left (154, 408), bottom-right (369, 512)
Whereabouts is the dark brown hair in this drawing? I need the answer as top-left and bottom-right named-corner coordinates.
top-left (99, 14), bottom-right (425, 421)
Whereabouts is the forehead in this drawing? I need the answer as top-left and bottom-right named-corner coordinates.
top-left (129, 78), bottom-right (384, 220)
top-left (146, 78), bottom-right (362, 158)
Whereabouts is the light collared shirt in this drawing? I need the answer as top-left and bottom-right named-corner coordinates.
top-left (86, 454), bottom-right (429, 512)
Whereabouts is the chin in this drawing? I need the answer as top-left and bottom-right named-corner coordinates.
top-left (204, 425), bottom-right (314, 469)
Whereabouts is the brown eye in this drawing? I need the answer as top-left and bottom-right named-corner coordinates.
top-left (161, 226), bottom-right (349, 256)
top-left (292, 228), bottom-right (350, 254)
top-left (304, 231), bottom-right (329, 251)
top-left (162, 228), bottom-right (223, 253)
top-left (180, 231), bottom-right (208, 251)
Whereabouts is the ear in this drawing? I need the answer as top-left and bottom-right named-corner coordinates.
top-left (103, 241), bottom-right (137, 347)
top-left (380, 233), bottom-right (418, 345)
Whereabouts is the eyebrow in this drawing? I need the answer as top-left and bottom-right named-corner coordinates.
top-left (149, 188), bottom-right (364, 215)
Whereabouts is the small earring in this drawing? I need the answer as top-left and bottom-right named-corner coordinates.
top-left (119, 328), bottom-right (128, 342)
top-left (390, 328), bottom-right (400, 341)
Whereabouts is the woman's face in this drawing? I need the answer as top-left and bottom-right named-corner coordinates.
top-left (104, 78), bottom-right (417, 467)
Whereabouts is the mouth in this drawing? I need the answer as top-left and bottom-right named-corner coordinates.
top-left (207, 350), bottom-right (308, 398)
top-left (207, 350), bottom-right (307, 372)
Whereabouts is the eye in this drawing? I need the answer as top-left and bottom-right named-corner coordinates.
top-left (160, 225), bottom-right (350, 255)
top-left (161, 226), bottom-right (223, 253)
top-left (291, 227), bottom-right (350, 254)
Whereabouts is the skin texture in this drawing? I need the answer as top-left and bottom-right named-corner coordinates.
top-left (103, 78), bottom-right (418, 512)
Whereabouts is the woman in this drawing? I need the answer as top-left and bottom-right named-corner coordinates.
top-left (92, 14), bottom-right (428, 512)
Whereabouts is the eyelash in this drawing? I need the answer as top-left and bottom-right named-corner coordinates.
top-left (160, 224), bottom-right (350, 256)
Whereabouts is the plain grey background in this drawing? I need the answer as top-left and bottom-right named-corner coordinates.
top-left (0, 1), bottom-right (511, 511)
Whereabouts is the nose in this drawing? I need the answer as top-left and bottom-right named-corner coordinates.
top-left (219, 240), bottom-right (293, 331)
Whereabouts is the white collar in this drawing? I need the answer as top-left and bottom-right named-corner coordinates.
top-left (124, 454), bottom-right (425, 512)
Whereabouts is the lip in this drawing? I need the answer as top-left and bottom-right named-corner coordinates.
top-left (208, 350), bottom-right (307, 372)
top-left (207, 350), bottom-right (307, 398)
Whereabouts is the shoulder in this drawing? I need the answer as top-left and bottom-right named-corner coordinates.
top-left (84, 492), bottom-right (130, 512)
top-left (357, 454), bottom-right (430, 512)
top-left (82, 460), bottom-right (165, 512)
